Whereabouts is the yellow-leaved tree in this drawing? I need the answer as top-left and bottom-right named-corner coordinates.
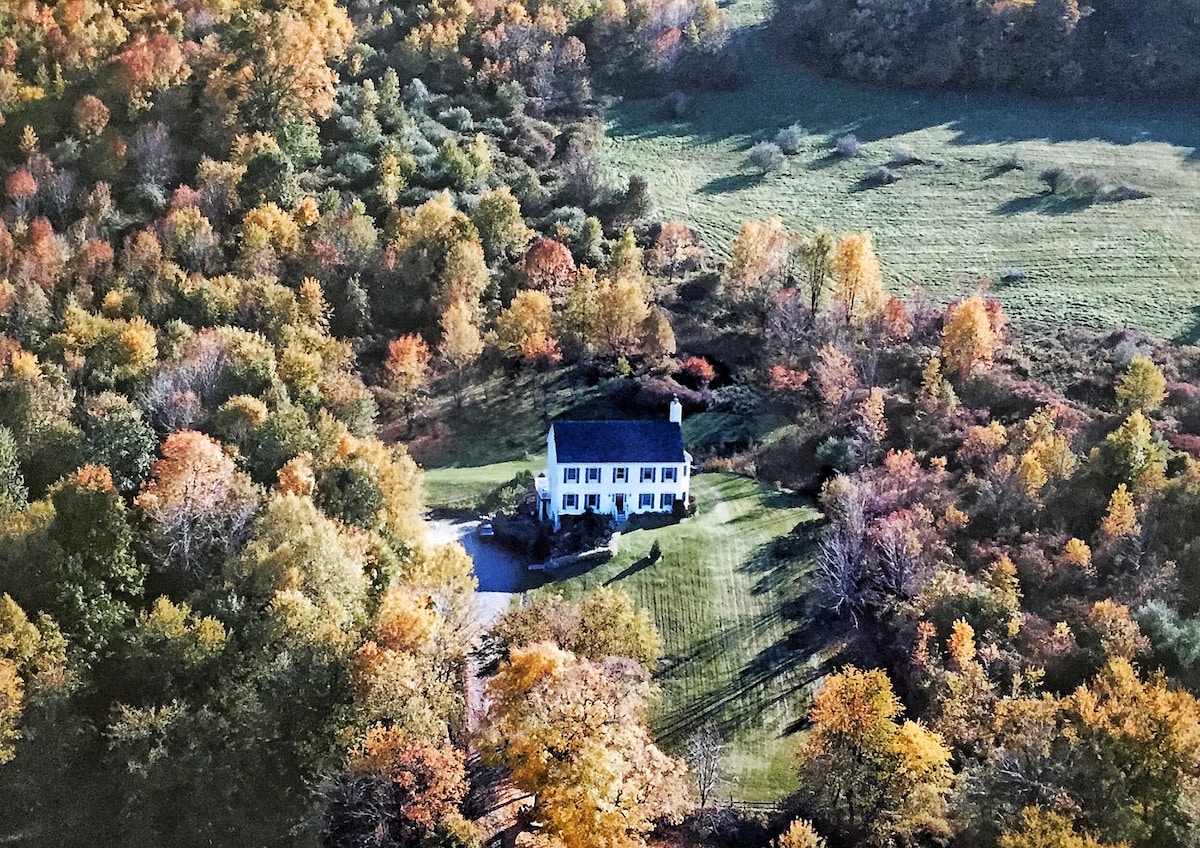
top-left (999, 808), bottom-right (1127, 848)
top-left (1115, 355), bottom-right (1167, 413)
top-left (832, 231), bottom-right (886, 323)
top-left (1065, 657), bottom-right (1200, 845)
top-left (796, 666), bottom-right (953, 846)
top-left (775, 818), bottom-right (827, 848)
top-left (496, 290), bottom-right (555, 360)
top-left (480, 642), bottom-right (691, 848)
top-left (725, 217), bottom-right (792, 309)
top-left (1100, 483), bottom-right (1139, 540)
top-left (203, 0), bottom-right (354, 136)
top-left (1096, 410), bottom-right (1166, 490)
top-left (438, 299), bottom-right (484, 406)
top-left (0, 657), bottom-right (21, 764)
top-left (940, 295), bottom-right (1002, 380)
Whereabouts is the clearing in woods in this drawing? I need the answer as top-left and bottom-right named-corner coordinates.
top-left (601, 0), bottom-right (1200, 341)
top-left (420, 380), bottom-right (835, 801)
top-left (548, 472), bottom-right (830, 802)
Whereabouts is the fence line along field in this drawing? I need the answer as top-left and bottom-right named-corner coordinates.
top-left (602, 0), bottom-right (1200, 341)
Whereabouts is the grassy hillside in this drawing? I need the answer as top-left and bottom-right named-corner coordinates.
top-left (550, 473), bottom-right (830, 801)
top-left (601, 0), bottom-right (1200, 341)
top-left (424, 456), bottom-right (544, 511)
top-left (418, 372), bottom-right (568, 509)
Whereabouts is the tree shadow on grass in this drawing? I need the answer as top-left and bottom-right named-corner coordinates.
top-left (983, 162), bottom-right (1026, 179)
top-left (605, 34), bottom-right (1200, 162)
top-left (656, 609), bottom-right (784, 688)
top-left (761, 488), bottom-right (813, 511)
top-left (993, 192), bottom-right (1093, 216)
top-left (1172, 305), bottom-right (1200, 346)
top-left (808, 151), bottom-right (850, 170)
top-left (699, 172), bottom-right (761, 194)
top-left (603, 554), bottom-right (656, 586)
top-left (739, 524), bottom-right (822, 596)
top-left (848, 175), bottom-right (899, 193)
top-left (653, 606), bottom-right (843, 747)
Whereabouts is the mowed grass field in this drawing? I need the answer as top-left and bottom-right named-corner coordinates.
top-left (550, 473), bottom-right (830, 801)
top-left (601, 0), bottom-right (1200, 341)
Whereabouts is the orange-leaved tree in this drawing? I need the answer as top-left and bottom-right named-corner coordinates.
top-left (384, 334), bottom-right (431, 426)
top-left (324, 724), bottom-right (472, 847)
top-left (520, 238), bottom-right (577, 307)
top-left (137, 430), bottom-right (259, 578)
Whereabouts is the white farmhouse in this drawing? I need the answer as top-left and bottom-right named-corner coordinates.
top-left (536, 398), bottom-right (691, 529)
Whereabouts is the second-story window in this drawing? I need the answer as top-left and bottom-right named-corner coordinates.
top-left (662, 467), bottom-right (678, 482)
top-left (563, 467), bottom-right (579, 484)
top-left (586, 467), bottom-right (601, 483)
top-left (613, 467), bottom-right (628, 483)
top-left (640, 466), bottom-right (656, 483)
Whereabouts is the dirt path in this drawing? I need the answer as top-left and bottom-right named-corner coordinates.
top-left (427, 517), bottom-right (529, 748)
top-left (427, 519), bottom-right (537, 844)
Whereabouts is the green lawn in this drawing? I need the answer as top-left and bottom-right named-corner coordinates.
top-left (419, 371), bottom-right (571, 510)
top-left (424, 455), bottom-right (545, 511)
top-left (601, 0), bottom-right (1200, 341)
top-left (549, 472), bottom-right (830, 801)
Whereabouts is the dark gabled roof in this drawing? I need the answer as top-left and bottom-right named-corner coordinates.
top-left (552, 420), bottom-right (686, 464)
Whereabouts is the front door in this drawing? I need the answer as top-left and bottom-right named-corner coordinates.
top-left (614, 494), bottom-right (625, 514)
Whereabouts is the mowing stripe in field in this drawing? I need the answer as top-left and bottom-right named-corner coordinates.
top-left (549, 472), bottom-right (830, 801)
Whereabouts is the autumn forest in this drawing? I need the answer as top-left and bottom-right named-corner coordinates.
top-left (2, 1), bottom-right (1200, 848)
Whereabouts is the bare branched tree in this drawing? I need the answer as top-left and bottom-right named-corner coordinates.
top-left (873, 521), bottom-right (918, 601)
top-left (817, 486), bottom-right (868, 626)
top-left (685, 725), bottom-right (726, 810)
